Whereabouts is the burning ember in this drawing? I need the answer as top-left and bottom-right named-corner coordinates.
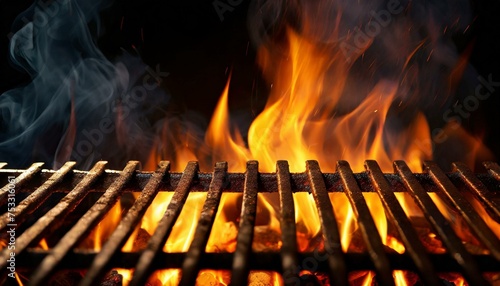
top-left (1, 0), bottom-right (499, 285)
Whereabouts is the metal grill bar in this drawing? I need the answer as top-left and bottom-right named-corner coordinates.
top-left (365, 161), bottom-right (441, 286)
top-left (130, 161), bottom-right (198, 286)
top-left (0, 162), bottom-right (44, 204)
top-left (0, 162), bottom-right (76, 231)
top-left (455, 162), bottom-right (500, 224)
top-left (79, 161), bottom-right (170, 286)
top-left (179, 162), bottom-right (227, 286)
top-left (484, 161), bottom-right (500, 181)
top-left (276, 160), bottom-right (300, 286)
top-left (337, 161), bottom-right (395, 286)
top-left (230, 161), bottom-right (259, 286)
top-left (1, 160), bottom-right (499, 285)
top-left (28, 161), bottom-right (139, 286)
top-left (395, 161), bottom-right (489, 285)
top-left (306, 160), bottom-right (348, 286)
top-left (0, 161), bottom-right (106, 274)
top-left (425, 161), bottom-right (500, 261)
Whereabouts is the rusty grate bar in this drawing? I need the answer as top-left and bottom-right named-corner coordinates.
top-left (395, 161), bottom-right (489, 285)
top-left (230, 161), bottom-right (259, 286)
top-left (0, 162), bottom-right (44, 204)
top-left (484, 161), bottom-right (500, 181)
top-left (130, 161), bottom-right (198, 286)
top-left (0, 162), bottom-right (76, 231)
top-left (425, 161), bottom-right (500, 261)
top-left (337, 161), bottom-right (395, 286)
top-left (1, 160), bottom-right (500, 285)
top-left (276, 160), bottom-right (300, 285)
top-left (179, 162), bottom-right (227, 286)
top-left (0, 161), bottom-right (106, 274)
top-left (28, 161), bottom-right (140, 286)
top-left (79, 161), bottom-right (170, 286)
top-left (306, 160), bottom-right (348, 286)
top-left (366, 161), bottom-right (441, 286)
top-left (455, 162), bottom-right (500, 224)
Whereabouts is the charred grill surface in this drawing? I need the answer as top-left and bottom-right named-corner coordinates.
top-left (1, 160), bottom-right (499, 285)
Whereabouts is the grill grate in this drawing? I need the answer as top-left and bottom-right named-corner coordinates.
top-left (1, 160), bottom-right (500, 285)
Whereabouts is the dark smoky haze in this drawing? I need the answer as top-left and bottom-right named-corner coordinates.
top-left (0, 0), bottom-right (499, 171)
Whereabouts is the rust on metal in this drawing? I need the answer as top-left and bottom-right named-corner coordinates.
top-left (396, 161), bottom-right (488, 285)
top-left (276, 160), bottom-right (300, 286)
top-left (230, 161), bottom-right (259, 286)
top-left (0, 162), bottom-right (44, 204)
top-left (0, 161), bottom-right (76, 231)
top-left (130, 161), bottom-right (199, 286)
top-left (337, 160), bottom-right (395, 286)
top-left (0, 160), bottom-right (499, 285)
top-left (28, 161), bottom-right (140, 286)
top-left (0, 161), bottom-right (106, 272)
top-left (306, 160), bottom-right (348, 286)
top-left (79, 161), bottom-right (170, 286)
top-left (179, 162), bottom-right (227, 286)
top-left (455, 162), bottom-right (500, 224)
top-left (367, 160), bottom-right (441, 286)
top-left (425, 161), bottom-right (500, 261)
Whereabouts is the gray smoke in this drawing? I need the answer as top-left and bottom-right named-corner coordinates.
top-left (0, 0), bottom-right (171, 169)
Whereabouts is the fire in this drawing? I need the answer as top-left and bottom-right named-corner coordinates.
top-left (1, 0), bottom-right (496, 284)
top-left (76, 5), bottom-right (495, 286)
top-left (130, 23), bottom-right (462, 285)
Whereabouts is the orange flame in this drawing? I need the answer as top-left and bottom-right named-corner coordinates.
top-left (81, 7), bottom-right (494, 286)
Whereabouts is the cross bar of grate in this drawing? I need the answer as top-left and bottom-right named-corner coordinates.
top-left (28, 161), bottom-right (140, 286)
top-left (0, 161), bottom-right (106, 274)
top-left (130, 161), bottom-right (198, 286)
top-left (179, 162), bottom-right (227, 286)
top-left (337, 161), bottom-right (395, 286)
top-left (230, 161), bottom-right (259, 286)
top-left (79, 161), bottom-right (170, 286)
top-left (395, 161), bottom-right (489, 285)
top-left (365, 160), bottom-right (441, 286)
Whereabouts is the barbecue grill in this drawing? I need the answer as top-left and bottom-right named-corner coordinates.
top-left (1, 160), bottom-right (499, 285)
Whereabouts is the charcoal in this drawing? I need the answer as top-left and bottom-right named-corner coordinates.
top-left (132, 228), bottom-right (152, 251)
top-left (252, 226), bottom-right (281, 252)
top-left (100, 270), bottom-right (123, 286)
top-left (48, 270), bottom-right (84, 286)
